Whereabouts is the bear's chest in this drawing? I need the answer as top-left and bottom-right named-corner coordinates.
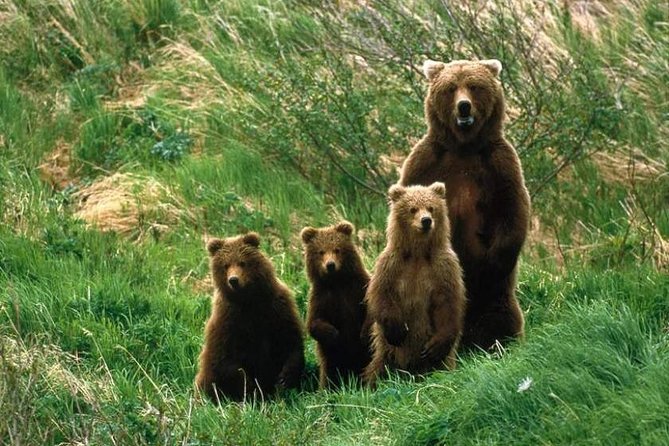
top-left (441, 160), bottom-right (489, 259)
top-left (395, 259), bottom-right (434, 314)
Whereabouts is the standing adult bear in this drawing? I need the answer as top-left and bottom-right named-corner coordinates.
top-left (301, 221), bottom-right (371, 388)
top-left (195, 233), bottom-right (305, 403)
top-left (399, 59), bottom-right (531, 351)
top-left (364, 183), bottom-right (465, 386)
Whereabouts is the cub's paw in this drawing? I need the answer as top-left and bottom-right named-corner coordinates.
top-left (310, 324), bottom-right (340, 346)
top-left (382, 319), bottom-right (409, 346)
top-left (420, 338), bottom-right (448, 362)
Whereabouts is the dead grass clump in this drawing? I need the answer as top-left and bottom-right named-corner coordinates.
top-left (567, 0), bottom-right (612, 41)
top-left (591, 147), bottom-right (666, 186)
top-left (72, 173), bottom-right (189, 240)
top-left (378, 151), bottom-right (405, 177)
top-left (104, 61), bottom-right (153, 111)
top-left (38, 139), bottom-right (75, 189)
top-left (0, 337), bottom-right (116, 408)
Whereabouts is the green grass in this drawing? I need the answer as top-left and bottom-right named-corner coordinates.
top-left (1, 0), bottom-right (668, 444)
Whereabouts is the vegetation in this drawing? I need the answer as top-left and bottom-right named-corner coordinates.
top-left (0, 0), bottom-right (667, 444)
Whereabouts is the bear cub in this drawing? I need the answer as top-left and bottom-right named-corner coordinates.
top-left (364, 183), bottom-right (465, 386)
top-left (399, 59), bottom-right (530, 350)
top-left (301, 221), bottom-right (371, 388)
top-left (195, 232), bottom-right (305, 402)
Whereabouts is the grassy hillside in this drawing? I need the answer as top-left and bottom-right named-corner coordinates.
top-left (1, 0), bottom-right (667, 444)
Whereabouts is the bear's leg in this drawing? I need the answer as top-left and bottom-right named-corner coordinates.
top-left (196, 363), bottom-right (252, 403)
top-left (318, 355), bottom-right (329, 389)
top-left (277, 342), bottom-right (305, 390)
top-left (462, 297), bottom-right (524, 351)
top-left (362, 344), bottom-right (387, 388)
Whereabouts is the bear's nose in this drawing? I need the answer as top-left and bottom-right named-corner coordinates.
top-left (421, 216), bottom-right (433, 231)
top-left (326, 260), bottom-right (336, 273)
top-left (457, 100), bottom-right (472, 117)
top-left (228, 276), bottom-right (240, 289)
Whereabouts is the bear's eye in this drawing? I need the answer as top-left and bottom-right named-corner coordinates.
top-left (319, 250), bottom-right (325, 255)
top-left (334, 249), bottom-right (340, 254)
top-left (410, 207), bottom-right (418, 214)
top-left (469, 85), bottom-right (479, 91)
top-left (239, 261), bottom-right (246, 267)
top-left (223, 264), bottom-right (229, 269)
top-left (428, 206), bottom-right (434, 213)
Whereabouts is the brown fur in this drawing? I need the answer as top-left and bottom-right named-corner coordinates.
top-left (301, 221), bottom-right (372, 388)
top-left (399, 59), bottom-right (531, 351)
top-left (363, 183), bottom-right (465, 386)
top-left (194, 233), bottom-right (305, 402)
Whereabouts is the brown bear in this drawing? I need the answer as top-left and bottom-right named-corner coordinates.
top-left (363, 183), bottom-right (465, 386)
top-left (399, 59), bottom-right (530, 351)
top-left (301, 221), bottom-right (371, 389)
top-left (194, 232), bottom-right (305, 403)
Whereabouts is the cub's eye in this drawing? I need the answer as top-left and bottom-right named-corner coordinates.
top-left (239, 261), bottom-right (246, 267)
top-left (428, 206), bottom-right (434, 212)
top-left (223, 264), bottom-right (230, 269)
top-left (334, 249), bottom-right (340, 254)
top-left (319, 250), bottom-right (325, 255)
top-left (447, 85), bottom-right (457, 93)
top-left (410, 207), bottom-right (418, 214)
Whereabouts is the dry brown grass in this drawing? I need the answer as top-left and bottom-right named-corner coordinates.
top-left (591, 147), bottom-right (666, 186)
top-left (72, 173), bottom-right (192, 240)
top-left (38, 139), bottom-right (75, 189)
top-left (0, 336), bottom-right (116, 408)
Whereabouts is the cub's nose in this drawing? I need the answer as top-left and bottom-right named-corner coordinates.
top-left (326, 260), bottom-right (336, 273)
top-left (421, 216), bottom-right (433, 231)
top-left (228, 276), bottom-right (240, 289)
top-left (457, 100), bottom-right (472, 117)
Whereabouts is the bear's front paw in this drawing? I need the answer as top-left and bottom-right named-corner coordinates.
top-left (310, 322), bottom-right (340, 346)
top-left (382, 319), bottom-right (408, 346)
top-left (420, 338), bottom-right (448, 362)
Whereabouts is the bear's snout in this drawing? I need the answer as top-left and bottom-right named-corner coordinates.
top-left (228, 275), bottom-right (240, 289)
top-left (457, 99), bottom-right (472, 117)
top-left (421, 216), bottom-right (433, 231)
top-left (325, 260), bottom-right (336, 273)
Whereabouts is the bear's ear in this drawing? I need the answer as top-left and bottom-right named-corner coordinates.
top-left (429, 182), bottom-right (446, 199)
top-left (207, 238), bottom-right (224, 256)
top-left (388, 184), bottom-right (406, 203)
top-left (335, 221), bottom-right (354, 237)
top-left (242, 232), bottom-right (261, 247)
top-left (423, 59), bottom-right (445, 82)
top-left (300, 227), bottom-right (317, 244)
top-left (480, 59), bottom-right (502, 77)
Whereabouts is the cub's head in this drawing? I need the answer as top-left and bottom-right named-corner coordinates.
top-left (387, 182), bottom-right (448, 239)
top-left (423, 59), bottom-right (504, 143)
top-left (207, 232), bottom-right (274, 300)
top-left (300, 221), bottom-right (361, 281)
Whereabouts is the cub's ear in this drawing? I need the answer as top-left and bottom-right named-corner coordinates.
top-left (300, 227), bottom-right (317, 244)
top-left (388, 184), bottom-right (406, 203)
top-left (429, 182), bottom-right (446, 198)
top-left (207, 238), bottom-right (224, 256)
top-left (335, 221), bottom-right (354, 237)
top-left (242, 232), bottom-right (261, 247)
top-left (423, 59), bottom-right (445, 82)
top-left (480, 59), bottom-right (502, 77)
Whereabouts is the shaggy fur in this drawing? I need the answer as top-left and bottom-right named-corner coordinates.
top-left (399, 59), bottom-right (530, 350)
top-left (301, 221), bottom-right (371, 388)
top-left (363, 183), bottom-right (465, 386)
top-left (195, 233), bottom-right (304, 402)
